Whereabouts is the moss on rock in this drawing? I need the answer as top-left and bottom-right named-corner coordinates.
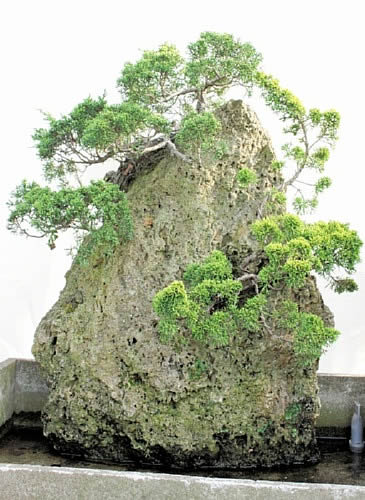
top-left (32, 101), bottom-right (331, 468)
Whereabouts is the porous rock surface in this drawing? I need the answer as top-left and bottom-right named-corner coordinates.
top-left (32, 101), bottom-right (332, 468)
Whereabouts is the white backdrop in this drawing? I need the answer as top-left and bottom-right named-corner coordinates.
top-left (1, 0), bottom-right (364, 373)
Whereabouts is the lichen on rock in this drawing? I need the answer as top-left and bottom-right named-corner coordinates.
top-left (32, 100), bottom-right (332, 468)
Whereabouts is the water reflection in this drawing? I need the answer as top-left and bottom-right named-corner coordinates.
top-left (351, 452), bottom-right (363, 479)
top-left (2, 428), bottom-right (365, 486)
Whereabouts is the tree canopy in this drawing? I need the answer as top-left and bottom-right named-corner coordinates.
top-left (7, 31), bottom-right (362, 362)
top-left (8, 31), bottom-right (345, 262)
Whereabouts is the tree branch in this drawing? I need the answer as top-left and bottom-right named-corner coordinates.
top-left (237, 273), bottom-right (259, 294)
top-left (166, 140), bottom-right (192, 163)
top-left (162, 75), bottom-right (226, 104)
top-left (141, 137), bottom-right (192, 163)
top-left (283, 119), bottom-right (310, 189)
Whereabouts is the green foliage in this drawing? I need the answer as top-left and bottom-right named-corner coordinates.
top-left (189, 359), bottom-right (207, 380)
top-left (315, 176), bottom-right (332, 194)
top-left (283, 259), bottom-right (312, 288)
top-left (6, 29), bottom-right (357, 300)
top-left (249, 212), bottom-right (361, 364)
top-left (80, 102), bottom-right (169, 149)
top-left (7, 32), bottom-right (363, 374)
top-left (7, 180), bottom-right (133, 263)
top-left (304, 220), bottom-right (362, 275)
top-left (154, 219), bottom-right (360, 363)
top-left (237, 167), bottom-right (258, 188)
top-left (153, 251), bottom-right (267, 346)
top-left (330, 278), bottom-right (358, 294)
top-left (34, 97), bottom-right (169, 184)
top-left (255, 72), bottom-right (306, 120)
top-left (153, 281), bottom-right (189, 318)
top-left (236, 294), bottom-right (267, 332)
top-left (265, 188), bottom-right (287, 213)
top-left (190, 279), bottom-right (242, 307)
top-left (185, 32), bottom-right (262, 92)
top-left (33, 96), bottom-right (107, 162)
top-left (273, 300), bottom-right (340, 366)
top-left (117, 31), bottom-right (262, 157)
top-left (252, 214), bottom-right (362, 291)
top-left (117, 43), bottom-right (184, 112)
top-left (247, 212), bottom-right (361, 364)
top-left (284, 402), bottom-right (301, 422)
top-left (276, 301), bottom-right (339, 366)
top-left (252, 213), bottom-right (304, 245)
top-left (271, 160), bottom-right (285, 171)
top-left (124, 32), bottom-right (264, 155)
top-left (292, 197), bottom-right (318, 215)
top-left (155, 319), bottom-right (179, 344)
top-left (8, 32), bottom-right (267, 258)
top-left (175, 111), bottom-right (221, 152)
top-left (294, 313), bottom-right (339, 365)
top-left (310, 147), bottom-right (330, 170)
top-left (184, 250), bottom-right (233, 286)
top-left (246, 72), bottom-right (341, 214)
top-left (213, 140), bottom-right (229, 160)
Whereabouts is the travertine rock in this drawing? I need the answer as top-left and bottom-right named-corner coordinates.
top-left (33, 101), bottom-right (332, 468)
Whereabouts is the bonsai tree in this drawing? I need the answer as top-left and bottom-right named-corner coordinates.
top-left (8, 32), bottom-right (362, 365)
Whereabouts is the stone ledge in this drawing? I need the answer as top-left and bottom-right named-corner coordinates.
top-left (0, 359), bottom-right (16, 429)
top-left (14, 358), bottom-right (49, 414)
top-left (1, 465), bottom-right (365, 500)
top-left (0, 359), bottom-right (48, 430)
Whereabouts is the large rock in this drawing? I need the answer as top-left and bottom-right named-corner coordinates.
top-left (33, 101), bottom-right (331, 468)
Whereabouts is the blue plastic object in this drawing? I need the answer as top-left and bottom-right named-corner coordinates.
top-left (349, 402), bottom-right (364, 453)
